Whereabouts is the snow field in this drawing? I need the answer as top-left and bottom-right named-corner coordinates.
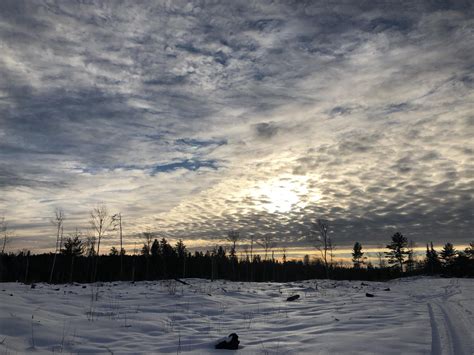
top-left (0, 277), bottom-right (472, 354)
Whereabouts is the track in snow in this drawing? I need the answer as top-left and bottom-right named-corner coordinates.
top-left (427, 280), bottom-right (473, 355)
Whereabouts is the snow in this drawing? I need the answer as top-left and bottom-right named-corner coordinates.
top-left (0, 277), bottom-right (472, 354)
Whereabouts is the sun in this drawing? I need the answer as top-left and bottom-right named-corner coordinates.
top-left (248, 176), bottom-right (320, 213)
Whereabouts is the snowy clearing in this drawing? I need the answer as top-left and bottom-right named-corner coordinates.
top-left (1, 277), bottom-right (472, 354)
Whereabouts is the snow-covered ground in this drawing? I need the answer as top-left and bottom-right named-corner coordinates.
top-left (0, 277), bottom-right (472, 354)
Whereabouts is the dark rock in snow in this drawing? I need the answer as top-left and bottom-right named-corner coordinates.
top-left (365, 293), bottom-right (375, 297)
top-left (286, 294), bottom-right (300, 302)
top-left (30, 284), bottom-right (36, 289)
top-left (384, 288), bottom-right (391, 291)
top-left (215, 333), bottom-right (239, 350)
top-left (361, 282), bottom-right (369, 286)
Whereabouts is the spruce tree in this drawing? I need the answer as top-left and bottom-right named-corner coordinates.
top-left (385, 232), bottom-right (409, 271)
top-left (150, 239), bottom-right (160, 257)
top-left (440, 243), bottom-right (456, 267)
top-left (425, 242), bottom-right (441, 274)
top-left (352, 242), bottom-right (364, 268)
top-left (61, 234), bottom-right (84, 257)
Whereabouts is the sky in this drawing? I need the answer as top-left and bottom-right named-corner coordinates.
top-left (0, 0), bottom-right (473, 255)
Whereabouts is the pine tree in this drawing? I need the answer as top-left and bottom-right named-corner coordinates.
top-left (61, 234), bottom-right (84, 257)
top-left (352, 242), bottom-right (364, 268)
top-left (175, 239), bottom-right (187, 278)
top-left (440, 243), bottom-right (456, 267)
top-left (425, 242), bottom-right (441, 274)
top-left (150, 239), bottom-right (160, 257)
top-left (385, 232), bottom-right (409, 271)
top-left (405, 240), bottom-right (416, 273)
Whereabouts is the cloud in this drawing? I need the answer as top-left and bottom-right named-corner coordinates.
top-left (254, 122), bottom-right (280, 139)
top-left (0, 0), bottom-right (472, 253)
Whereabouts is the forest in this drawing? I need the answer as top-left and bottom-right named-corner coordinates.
top-left (1, 211), bottom-right (472, 283)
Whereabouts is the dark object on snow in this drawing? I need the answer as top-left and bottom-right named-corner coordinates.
top-left (361, 282), bottom-right (369, 286)
top-left (365, 293), bottom-right (375, 297)
top-left (215, 333), bottom-right (239, 350)
top-left (30, 284), bottom-right (36, 289)
top-left (286, 294), bottom-right (300, 302)
top-left (174, 278), bottom-right (189, 285)
top-left (82, 285), bottom-right (87, 288)
top-left (384, 288), bottom-right (391, 291)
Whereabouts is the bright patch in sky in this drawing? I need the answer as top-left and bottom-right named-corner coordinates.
top-left (249, 176), bottom-right (320, 213)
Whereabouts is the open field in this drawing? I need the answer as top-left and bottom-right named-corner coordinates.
top-left (1, 277), bottom-right (472, 354)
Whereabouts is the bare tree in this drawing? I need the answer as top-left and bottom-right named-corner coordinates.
top-left (376, 252), bottom-right (386, 268)
top-left (90, 204), bottom-right (113, 282)
top-left (227, 230), bottom-right (240, 258)
top-left (249, 233), bottom-right (255, 281)
top-left (141, 231), bottom-right (154, 279)
top-left (1, 216), bottom-right (13, 254)
top-left (112, 213), bottom-right (124, 278)
top-left (227, 230), bottom-right (240, 280)
top-left (257, 234), bottom-right (276, 281)
top-left (141, 231), bottom-right (154, 256)
top-left (249, 233), bottom-right (255, 260)
top-left (49, 209), bottom-right (65, 283)
top-left (90, 205), bottom-right (113, 257)
top-left (257, 234), bottom-right (277, 261)
top-left (311, 219), bottom-right (333, 278)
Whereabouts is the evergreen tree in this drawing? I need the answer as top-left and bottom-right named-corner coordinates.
top-left (425, 242), bottom-right (441, 274)
top-left (405, 240), bottom-right (416, 273)
top-left (440, 243), bottom-right (456, 267)
top-left (385, 232), bottom-right (409, 271)
top-left (227, 230), bottom-right (239, 259)
top-left (109, 246), bottom-right (119, 256)
top-left (160, 238), bottom-right (174, 258)
top-left (141, 243), bottom-right (150, 256)
top-left (85, 236), bottom-right (96, 257)
top-left (175, 239), bottom-right (187, 259)
top-left (352, 242), bottom-right (364, 268)
top-left (61, 234), bottom-right (84, 256)
top-left (150, 239), bottom-right (160, 257)
top-left (175, 239), bottom-right (187, 278)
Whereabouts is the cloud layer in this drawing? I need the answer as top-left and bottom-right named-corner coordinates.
top-left (1, 0), bottom-right (473, 253)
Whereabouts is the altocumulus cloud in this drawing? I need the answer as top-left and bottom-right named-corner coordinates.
top-left (0, 0), bottom-right (473, 253)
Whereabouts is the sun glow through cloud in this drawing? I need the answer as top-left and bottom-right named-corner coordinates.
top-left (249, 176), bottom-right (321, 214)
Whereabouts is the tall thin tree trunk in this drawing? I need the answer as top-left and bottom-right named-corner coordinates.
top-left (119, 214), bottom-right (123, 280)
top-left (49, 221), bottom-right (62, 284)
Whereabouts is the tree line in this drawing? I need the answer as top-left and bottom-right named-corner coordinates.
top-left (0, 211), bottom-right (472, 284)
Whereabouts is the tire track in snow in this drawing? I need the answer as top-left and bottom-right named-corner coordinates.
top-left (427, 303), bottom-right (441, 355)
top-left (428, 301), bottom-right (473, 355)
top-left (436, 303), bottom-right (472, 355)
